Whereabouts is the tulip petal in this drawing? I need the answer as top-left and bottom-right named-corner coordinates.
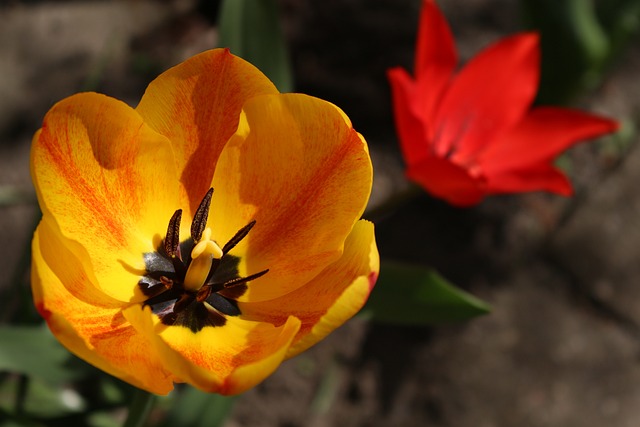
top-left (209, 94), bottom-right (373, 301)
top-left (136, 49), bottom-right (278, 214)
top-left (479, 107), bottom-right (619, 174)
top-left (407, 155), bottom-right (485, 206)
top-left (415, 0), bottom-right (457, 121)
top-left (434, 33), bottom-right (539, 161)
top-left (32, 221), bottom-right (176, 394)
top-left (239, 220), bottom-right (378, 358)
top-left (31, 92), bottom-right (183, 302)
top-left (485, 163), bottom-right (573, 196)
top-left (388, 67), bottom-right (430, 166)
top-left (125, 304), bottom-right (301, 395)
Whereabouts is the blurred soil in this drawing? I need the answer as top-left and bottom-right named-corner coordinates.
top-left (2, 0), bottom-right (640, 426)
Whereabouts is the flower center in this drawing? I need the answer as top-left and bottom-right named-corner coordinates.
top-left (137, 188), bottom-right (267, 332)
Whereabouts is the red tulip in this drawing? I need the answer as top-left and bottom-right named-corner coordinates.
top-left (388, 0), bottom-right (618, 206)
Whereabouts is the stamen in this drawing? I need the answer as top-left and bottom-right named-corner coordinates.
top-left (165, 209), bottom-right (182, 259)
top-left (159, 276), bottom-right (174, 289)
top-left (196, 286), bottom-right (212, 302)
top-left (220, 269), bottom-right (269, 289)
top-left (141, 196), bottom-right (268, 332)
top-left (222, 220), bottom-right (256, 254)
top-left (191, 188), bottom-right (213, 242)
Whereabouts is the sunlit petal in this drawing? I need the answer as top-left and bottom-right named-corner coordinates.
top-left (136, 49), bottom-right (278, 214)
top-left (210, 94), bottom-right (373, 301)
top-left (31, 93), bottom-right (182, 302)
top-left (32, 222), bottom-right (176, 394)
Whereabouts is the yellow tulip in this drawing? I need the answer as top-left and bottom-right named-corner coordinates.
top-left (31, 49), bottom-right (379, 395)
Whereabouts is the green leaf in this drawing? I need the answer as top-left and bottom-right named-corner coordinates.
top-left (123, 389), bottom-right (155, 427)
top-left (521, 0), bottom-right (611, 104)
top-left (218, 0), bottom-right (293, 92)
top-left (0, 326), bottom-right (84, 384)
top-left (159, 386), bottom-right (236, 427)
top-left (362, 261), bottom-right (491, 325)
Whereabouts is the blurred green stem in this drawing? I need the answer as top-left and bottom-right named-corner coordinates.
top-left (123, 389), bottom-right (156, 427)
top-left (15, 374), bottom-right (29, 415)
top-left (218, 0), bottom-right (293, 92)
top-left (2, 212), bottom-right (41, 324)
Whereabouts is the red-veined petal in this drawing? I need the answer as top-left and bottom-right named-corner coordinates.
top-left (124, 305), bottom-right (301, 395)
top-left (31, 93), bottom-right (182, 302)
top-left (136, 49), bottom-right (278, 214)
top-left (209, 93), bottom-right (373, 301)
top-left (239, 220), bottom-right (379, 358)
top-left (32, 221), bottom-right (176, 394)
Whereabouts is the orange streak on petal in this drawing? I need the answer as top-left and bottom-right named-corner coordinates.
top-left (136, 49), bottom-right (278, 213)
top-left (32, 92), bottom-right (181, 302)
top-left (211, 94), bottom-right (373, 301)
top-left (32, 226), bottom-right (175, 394)
top-left (240, 220), bottom-right (379, 357)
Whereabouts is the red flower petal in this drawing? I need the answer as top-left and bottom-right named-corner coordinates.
top-left (414, 0), bottom-right (458, 123)
top-left (387, 67), bottom-right (429, 166)
top-left (479, 107), bottom-right (619, 175)
top-left (434, 33), bottom-right (540, 161)
top-left (407, 155), bottom-right (485, 206)
top-left (485, 163), bottom-right (573, 196)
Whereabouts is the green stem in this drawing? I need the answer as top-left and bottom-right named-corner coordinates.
top-left (15, 374), bottom-right (29, 416)
top-left (123, 389), bottom-right (156, 427)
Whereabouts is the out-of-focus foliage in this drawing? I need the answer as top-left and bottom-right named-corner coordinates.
top-left (522, 0), bottom-right (640, 104)
top-left (363, 262), bottom-right (491, 325)
top-left (218, 0), bottom-right (293, 92)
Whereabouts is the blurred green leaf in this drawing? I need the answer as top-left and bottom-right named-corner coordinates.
top-left (218, 0), bottom-right (293, 92)
top-left (522, 0), bottom-right (611, 104)
top-left (362, 262), bottom-right (491, 325)
top-left (159, 387), bottom-right (235, 427)
top-left (0, 406), bottom-right (45, 427)
top-left (22, 379), bottom-right (84, 418)
top-left (0, 377), bottom-right (84, 423)
top-left (0, 326), bottom-right (82, 385)
top-left (0, 187), bottom-right (36, 207)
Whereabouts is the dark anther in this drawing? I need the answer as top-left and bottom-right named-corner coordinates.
top-left (159, 276), bottom-right (174, 289)
top-left (196, 286), bottom-right (212, 302)
top-left (222, 220), bottom-right (256, 254)
top-left (191, 188), bottom-right (213, 242)
top-left (165, 209), bottom-right (182, 259)
top-left (219, 269), bottom-right (269, 289)
top-left (140, 192), bottom-right (267, 332)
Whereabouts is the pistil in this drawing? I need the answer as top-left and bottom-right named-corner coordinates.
top-left (183, 227), bottom-right (223, 292)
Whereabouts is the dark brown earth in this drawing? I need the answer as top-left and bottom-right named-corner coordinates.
top-left (2, 1), bottom-right (640, 426)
